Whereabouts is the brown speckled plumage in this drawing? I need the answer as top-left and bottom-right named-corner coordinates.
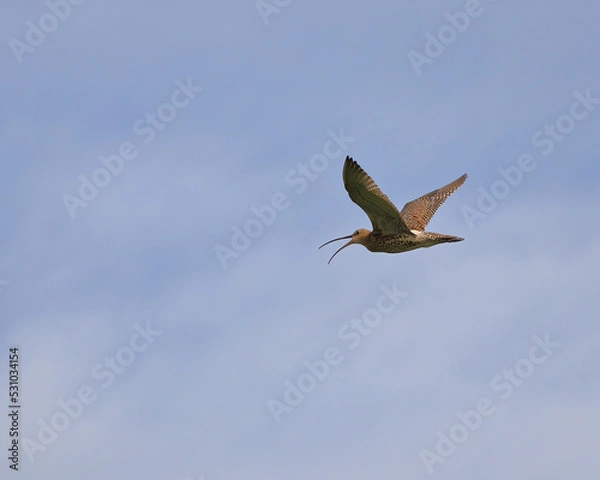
top-left (319, 157), bottom-right (467, 264)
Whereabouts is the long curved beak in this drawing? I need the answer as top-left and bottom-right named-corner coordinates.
top-left (318, 234), bottom-right (354, 265)
top-left (318, 234), bottom-right (353, 250)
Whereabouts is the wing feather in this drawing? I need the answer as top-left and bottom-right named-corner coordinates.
top-left (342, 157), bottom-right (412, 235)
top-left (400, 173), bottom-right (467, 231)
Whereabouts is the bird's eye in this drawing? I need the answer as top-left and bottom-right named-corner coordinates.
top-left (354, 230), bottom-right (359, 235)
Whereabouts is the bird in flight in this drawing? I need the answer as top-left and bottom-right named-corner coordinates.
top-left (319, 156), bottom-right (467, 264)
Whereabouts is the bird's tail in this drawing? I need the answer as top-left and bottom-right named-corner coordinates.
top-left (426, 233), bottom-right (464, 244)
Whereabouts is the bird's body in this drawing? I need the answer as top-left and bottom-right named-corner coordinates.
top-left (319, 157), bottom-right (467, 264)
top-left (361, 231), bottom-right (464, 253)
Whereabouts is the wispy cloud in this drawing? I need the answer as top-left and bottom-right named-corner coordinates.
top-left (2, 1), bottom-right (599, 479)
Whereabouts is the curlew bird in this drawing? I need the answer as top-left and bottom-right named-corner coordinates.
top-left (319, 156), bottom-right (467, 264)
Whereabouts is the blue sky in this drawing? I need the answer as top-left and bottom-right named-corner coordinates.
top-left (2, 0), bottom-right (599, 478)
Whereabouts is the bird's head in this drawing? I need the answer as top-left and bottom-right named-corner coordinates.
top-left (318, 228), bottom-right (371, 264)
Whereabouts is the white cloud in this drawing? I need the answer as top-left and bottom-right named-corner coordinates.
top-left (2, 0), bottom-right (599, 478)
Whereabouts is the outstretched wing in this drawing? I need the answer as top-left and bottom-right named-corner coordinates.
top-left (342, 157), bottom-right (413, 235)
top-left (399, 173), bottom-right (467, 231)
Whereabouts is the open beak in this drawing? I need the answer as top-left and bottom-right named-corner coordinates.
top-left (318, 234), bottom-right (354, 265)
